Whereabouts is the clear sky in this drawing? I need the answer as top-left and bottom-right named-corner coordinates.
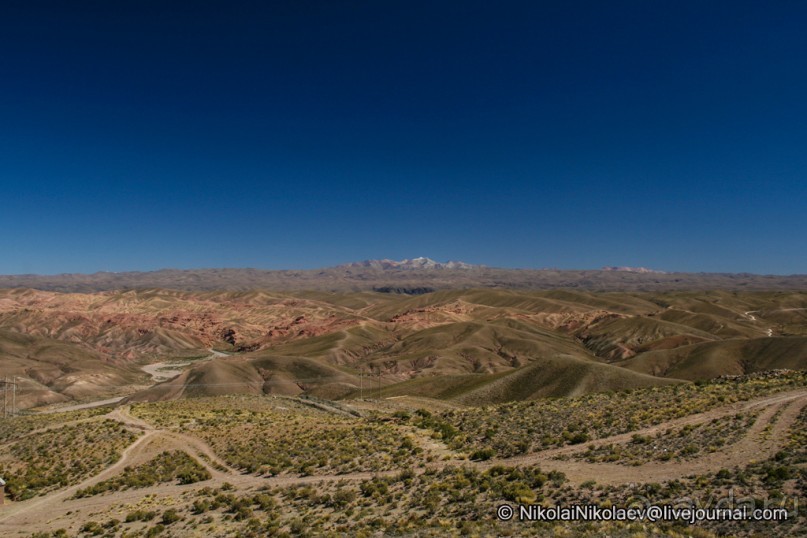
top-left (1, 1), bottom-right (805, 275)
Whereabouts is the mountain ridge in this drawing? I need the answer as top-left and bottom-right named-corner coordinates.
top-left (601, 266), bottom-right (666, 274)
top-left (338, 257), bottom-right (479, 270)
top-left (1, 262), bottom-right (806, 292)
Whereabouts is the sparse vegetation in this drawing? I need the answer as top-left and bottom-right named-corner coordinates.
top-left (421, 371), bottom-right (806, 458)
top-left (1, 372), bottom-right (805, 537)
top-left (570, 411), bottom-right (760, 465)
top-left (0, 419), bottom-right (139, 500)
top-left (0, 407), bottom-right (109, 444)
top-left (132, 396), bottom-right (426, 475)
top-left (73, 451), bottom-right (211, 498)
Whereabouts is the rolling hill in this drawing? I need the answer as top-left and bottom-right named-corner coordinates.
top-left (1, 286), bottom-right (805, 409)
top-left (0, 329), bottom-right (142, 408)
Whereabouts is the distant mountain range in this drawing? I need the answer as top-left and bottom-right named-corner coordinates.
top-left (339, 257), bottom-right (478, 270)
top-left (601, 266), bottom-right (666, 274)
top-left (0, 259), bottom-right (805, 292)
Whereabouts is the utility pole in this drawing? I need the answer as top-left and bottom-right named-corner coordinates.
top-left (359, 368), bottom-right (363, 400)
top-left (377, 371), bottom-right (382, 400)
top-left (11, 376), bottom-right (16, 417)
top-left (2, 376), bottom-right (6, 418)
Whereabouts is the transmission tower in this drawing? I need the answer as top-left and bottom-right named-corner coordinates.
top-left (1, 377), bottom-right (18, 418)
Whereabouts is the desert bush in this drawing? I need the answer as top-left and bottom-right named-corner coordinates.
top-left (125, 510), bottom-right (157, 522)
top-left (161, 508), bottom-right (181, 525)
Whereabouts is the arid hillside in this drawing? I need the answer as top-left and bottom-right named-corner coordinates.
top-left (1, 287), bottom-right (805, 409)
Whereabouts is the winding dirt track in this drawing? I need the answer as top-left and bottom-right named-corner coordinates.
top-left (1, 389), bottom-right (805, 534)
top-left (501, 390), bottom-right (807, 485)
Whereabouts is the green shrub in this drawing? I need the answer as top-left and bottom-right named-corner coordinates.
top-left (469, 448), bottom-right (495, 461)
top-left (161, 509), bottom-right (181, 525)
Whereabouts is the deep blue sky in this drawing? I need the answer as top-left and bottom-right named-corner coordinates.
top-left (2, 1), bottom-right (806, 275)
